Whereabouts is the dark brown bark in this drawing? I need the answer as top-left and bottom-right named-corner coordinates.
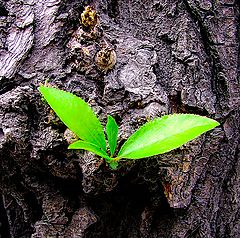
top-left (0, 0), bottom-right (239, 237)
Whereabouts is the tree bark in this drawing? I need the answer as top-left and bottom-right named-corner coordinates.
top-left (0, 0), bottom-right (239, 237)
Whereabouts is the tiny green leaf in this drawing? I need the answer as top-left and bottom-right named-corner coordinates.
top-left (106, 115), bottom-right (118, 156)
top-left (117, 114), bottom-right (220, 159)
top-left (109, 161), bottom-right (119, 170)
top-left (68, 140), bottom-right (110, 161)
top-left (39, 86), bottom-right (106, 151)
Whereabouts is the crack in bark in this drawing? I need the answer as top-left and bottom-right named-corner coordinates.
top-left (183, 0), bottom-right (230, 112)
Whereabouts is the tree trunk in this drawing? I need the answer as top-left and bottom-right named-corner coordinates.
top-left (0, 0), bottom-right (239, 237)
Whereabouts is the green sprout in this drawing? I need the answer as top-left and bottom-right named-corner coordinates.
top-left (39, 86), bottom-right (220, 169)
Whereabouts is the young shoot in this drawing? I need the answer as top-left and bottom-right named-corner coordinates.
top-left (39, 86), bottom-right (220, 169)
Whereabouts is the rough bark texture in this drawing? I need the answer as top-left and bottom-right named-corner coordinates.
top-left (0, 0), bottom-right (239, 237)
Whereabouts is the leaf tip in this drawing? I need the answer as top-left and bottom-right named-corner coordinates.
top-left (67, 144), bottom-right (73, 149)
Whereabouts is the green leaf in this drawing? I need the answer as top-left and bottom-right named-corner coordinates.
top-left (106, 115), bottom-right (118, 156)
top-left (39, 86), bottom-right (106, 151)
top-left (68, 140), bottom-right (110, 160)
top-left (109, 161), bottom-right (119, 170)
top-left (117, 114), bottom-right (220, 159)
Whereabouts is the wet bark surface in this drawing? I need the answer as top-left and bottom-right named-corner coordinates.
top-left (0, 0), bottom-right (239, 237)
